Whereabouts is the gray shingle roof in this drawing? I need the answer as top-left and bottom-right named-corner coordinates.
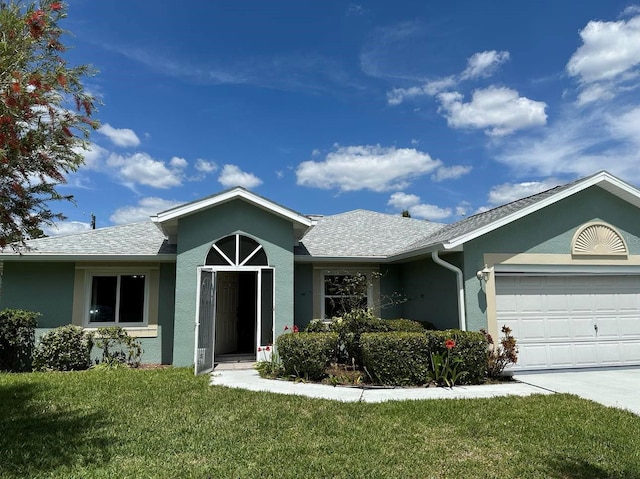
top-left (398, 177), bottom-right (582, 254)
top-left (1, 221), bottom-right (175, 258)
top-left (296, 209), bottom-right (445, 258)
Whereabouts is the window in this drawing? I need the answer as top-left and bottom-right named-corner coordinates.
top-left (205, 234), bottom-right (268, 266)
top-left (88, 273), bottom-right (147, 325)
top-left (322, 272), bottom-right (371, 319)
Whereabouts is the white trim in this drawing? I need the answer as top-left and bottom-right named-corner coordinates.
top-left (431, 251), bottom-right (466, 331)
top-left (494, 264), bottom-right (640, 275)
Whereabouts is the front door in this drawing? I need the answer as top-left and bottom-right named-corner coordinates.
top-left (215, 272), bottom-right (239, 355)
top-left (194, 270), bottom-right (216, 375)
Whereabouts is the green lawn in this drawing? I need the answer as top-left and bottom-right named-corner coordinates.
top-left (1, 368), bottom-right (638, 478)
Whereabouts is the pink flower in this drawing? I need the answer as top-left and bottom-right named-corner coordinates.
top-left (51, 2), bottom-right (63, 11)
top-left (293, 325), bottom-right (299, 333)
top-left (445, 339), bottom-right (456, 350)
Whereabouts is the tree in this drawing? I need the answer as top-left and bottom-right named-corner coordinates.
top-left (0, 0), bottom-right (98, 249)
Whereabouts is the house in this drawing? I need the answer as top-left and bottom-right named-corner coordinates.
top-left (1, 170), bottom-right (640, 373)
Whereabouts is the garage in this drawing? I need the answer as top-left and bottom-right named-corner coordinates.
top-left (495, 274), bottom-right (640, 370)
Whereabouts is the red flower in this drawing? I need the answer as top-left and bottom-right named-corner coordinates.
top-left (293, 325), bottom-right (299, 333)
top-left (51, 2), bottom-right (63, 11)
top-left (265, 346), bottom-right (271, 352)
top-left (257, 346), bottom-right (262, 352)
top-left (284, 325), bottom-right (289, 331)
top-left (445, 339), bottom-right (456, 350)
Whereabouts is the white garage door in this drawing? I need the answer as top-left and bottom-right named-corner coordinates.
top-left (495, 275), bottom-right (640, 370)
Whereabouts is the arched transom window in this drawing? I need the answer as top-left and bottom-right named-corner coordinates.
top-left (205, 234), bottom-right (268, 266)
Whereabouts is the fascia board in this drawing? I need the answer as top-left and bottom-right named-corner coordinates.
top-left (0, 254), bottom-right (176, 262)
top-left (153, 188), bottom-right (312, 228)
top-left (294, 255), bottom-right (388, 264)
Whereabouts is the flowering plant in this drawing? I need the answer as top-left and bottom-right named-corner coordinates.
top-left (428, 338), bottom-right (468, 387)
top-left (284, 325), bottom-right (299, 333)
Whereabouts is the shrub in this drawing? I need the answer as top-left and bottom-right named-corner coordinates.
top-left (482, 325), bottom-right (518, 377)
top-left (94, 327), bottom-right (143, 367)
top-left (276, 332), bottom-right (338, 380)
top-left (360, 332), bottom-right (429, 386)
top-left (426, 330), bottom-right (488, 385)
top-left (304, 319), bottom-right (330, 333)
top-left (255, 349), bottom-right (285, 379)
top-left (329, 309), bottom-right (389, 366)
top-left (0, 309), bottom-right (39, 372)
top-left (32, 325), bottom-right (94, 371)
top-left (385, 318), bottom-right (425, 332)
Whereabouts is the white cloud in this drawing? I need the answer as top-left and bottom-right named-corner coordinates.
top-left (567, 15), bottom-right (640, 84)
top-left (461, 50), bottom-right (510, 79)
top-left (437, 87), bottom-right (547, 136)
top-left (410, 203), bottom-right (452, 220)
top-left (77, 143), bottom-right (109, 170)
top-left (110, 197), bottom-right (184, 224)
top-left (43, 221), bottom-right (91, 237)
top-left (576, 83), bottom-right (616, 106)
top-left (107, 152), bottom-right (185, 189)
top-left (609, 106), bottom-right (640, 145)
top-left (170, 156), bottom-right (188, 169)
top-left (386, 49), bottom-right (509, 105)
top-left (387, 77), bottom-right (456, 105)
top-left (97, 123), bottom-right (141, 148)
top-left (218, 164), bottom-right (263, 189)
top-left (431, 165), bottom-right (472, 182)
top-left (195, 159), bottom-right (218, 173)
top-left (388, 192), bottom-right (421, 210)
top-left (455, 201), bottom-right (471, 217)
top-left (486, 179), bottom-right (561, 206)
top-left (296, 145), bottom-right (441, 192)
top-left (387, 192), bottom-right (451, 220)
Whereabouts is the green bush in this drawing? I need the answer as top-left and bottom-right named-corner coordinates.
top-left (329, 309), bottom-right (389, 366)
top-left (426, 330), bottom-right (488, 384)
top-left (32, 325), bottom-right (94, 371)
top-left (0, 309), bottom-right (39, 372)
top-left (276, 332), bottom-right (338, 380)
top-left (360, 332), bottom-right (429, 386)
top-left (304, 319), bottom-right (330, 333)
top-left (385, 318), bottom-right (425, 332)
top-left (95, 327), bottom-right (143, 367)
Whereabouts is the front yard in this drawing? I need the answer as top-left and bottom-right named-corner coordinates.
top-left (1, 368), bottom-right (638, 478)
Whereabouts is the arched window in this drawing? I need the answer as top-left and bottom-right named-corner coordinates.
top-left (205, 234), bottom-right (268, 266)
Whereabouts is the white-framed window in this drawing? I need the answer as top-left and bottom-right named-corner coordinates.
top-left (85, 272), bottom-right (149, 326)
top-left (321, 270), bottom-right (373, 319)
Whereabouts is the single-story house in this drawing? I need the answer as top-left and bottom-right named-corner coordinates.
top-left (1, 170), bottom-right (640, 373)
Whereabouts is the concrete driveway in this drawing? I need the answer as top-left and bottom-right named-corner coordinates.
top-left (515, 367), bottom-right (640, 415)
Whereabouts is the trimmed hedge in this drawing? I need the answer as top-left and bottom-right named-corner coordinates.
top-left (33, 325), bottom-right (94, 371)
top-left (276, 332), bottom-right (338, 380)
top-left (385, 319), bottom-right (426, 332)
top-left (426, 329), bottom-right (488, 384)
top-left (361, 332), bottom-right (429, 386)
top-left (0, 309), bottom-right (39, 372)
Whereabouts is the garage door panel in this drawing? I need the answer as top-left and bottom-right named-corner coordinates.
top-left (621, 341), bottom-right (640, 361)
top-left (619, 317), bottom-right (640, 336)
top-left (496, 275), bottom-right (640, 370)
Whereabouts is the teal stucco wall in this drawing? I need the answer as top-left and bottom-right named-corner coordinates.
top-left (398, 254), bottom-right (461, 329)
top-left (0, 261), bottom-right (75, 328)
top-left (463, 186), bottom-right (640, 331)
top-left (293, 263), bottom-right (313, 328)
top-left (172, 199), bottom-right (296, 367)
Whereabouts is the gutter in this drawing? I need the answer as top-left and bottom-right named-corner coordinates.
top-left (431, 251), bottom-right (466, 331)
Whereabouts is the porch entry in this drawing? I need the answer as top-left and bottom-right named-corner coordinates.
top-left (194, 234), bottom-right (274, 375)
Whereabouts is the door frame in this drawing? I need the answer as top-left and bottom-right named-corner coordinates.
top-left (194, 265), bottom-right (274, 372)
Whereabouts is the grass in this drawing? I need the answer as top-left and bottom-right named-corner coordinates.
top-left (1, 368), bottom-right (639, 478)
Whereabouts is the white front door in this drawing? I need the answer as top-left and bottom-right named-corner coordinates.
top-left (215, 272), bottom-right (239, 355)
top-left (496, 275), bottom-right (640, 370)
top-left (194, 270), bottom-right (216, 375)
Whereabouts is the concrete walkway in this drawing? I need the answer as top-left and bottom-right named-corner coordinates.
top-left (515, 367), bottom-right (640, 416)
top-left (210, 368), bottom-right (552, 403)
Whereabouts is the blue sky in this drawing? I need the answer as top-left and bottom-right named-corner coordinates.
top-left (48, 0), bottom-right (640, 235)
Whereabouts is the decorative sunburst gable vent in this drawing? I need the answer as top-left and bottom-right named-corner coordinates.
top-left (571, 222), bottom-right (628, 257)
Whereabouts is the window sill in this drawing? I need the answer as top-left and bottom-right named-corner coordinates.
top-left (83, 325), bottom-right (158, 338)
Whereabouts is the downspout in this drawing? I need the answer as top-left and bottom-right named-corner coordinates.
top-left (431, 251), bottom-right (467, 331)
